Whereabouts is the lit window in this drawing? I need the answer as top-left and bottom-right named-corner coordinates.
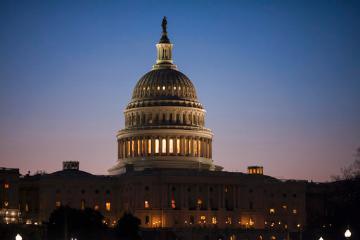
top-left (137, 139), bottom-right (141, 155)
top-left (293, 209), bottom-right (297, 214)
top-left (25, 203), bottom-right (29, 212)
top-left (144, 200), bottom-right (150, 209)
top-left (148, 139), bottom-right (152, 154)
top-left (193, 140), bottom-right (198, 155)
top-left (162, 86), bottom-right (165, 90)
top-left (106, 202), bottom-right (111, 211)
top-left (269, 208), bottom-right (275, 214)
top-left (4, 183), bottom-right (9, 189)
top-left (282, 205), bottom-right (287, 209)
top-left (131, 140), bottom-right (135, 154)
top-left (81, 199), bottom-right (85, 210)
top-left (176, 139), bottom-right (180, 154)
top-left (200, 215), bottom-right (206, 224)
top-left (55, 201), bottom-right (61, 208)
top-left (169, 139), bottom-right (174, 153)
top-left (226, 217), bottom-right (232, 224)
top-left (127, 141), bottom-right (131, 156)
top-left (155, 139), bottom-right (159, 153)
top-left (161, 139), bottom-right (166, 153)
top-left (197, 199), bottom-right (202, 206)
top-left (171, 199), bottom-right (176, 209)
top-left (94, 205), bottom-right (99, 211)
top-left (212, 216), bottom-right (217, 224)
top-left (297, 223), bottom-right (301, 228)
top-left (4, 201), bottom-right (9, 207)
top-left (157, 86), bottom-right (160, 90)
top-left (224, 187), bottom-right (228, 192)
top-left (271, 236), bottom-right (276, 240)
top-left (249, 218), bottom-right (254, 226)
top-left (173, 86), bottom-right (176, 90)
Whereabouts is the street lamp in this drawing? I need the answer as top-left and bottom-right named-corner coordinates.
top-left (15, 234), bottom-right (22, 240)
top-left (345, 228), bottom-right (351, 238)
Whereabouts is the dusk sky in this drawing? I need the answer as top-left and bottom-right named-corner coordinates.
top-left (1, 1), bottom-right (359, 182)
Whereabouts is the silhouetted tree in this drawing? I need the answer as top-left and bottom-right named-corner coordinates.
top-left (115, 212), bottom-right (142, 240)
top-left (47, 206), bottom-right (106, 240)
top-left (332, 147), bottom-right (360, 180)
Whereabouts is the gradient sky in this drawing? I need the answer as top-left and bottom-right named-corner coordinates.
top-left (0, 0), bottom-right (359, 182)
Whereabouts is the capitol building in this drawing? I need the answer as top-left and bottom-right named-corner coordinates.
top-left (1, 18), bottom-right (307, 240)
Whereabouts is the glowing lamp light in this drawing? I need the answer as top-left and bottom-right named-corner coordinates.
top-left (15, 234), bottom-right (22, 240)
top-left (345, 229), bottom-right (351, 238)
top-left (319, 237), bottom-right (324, 240)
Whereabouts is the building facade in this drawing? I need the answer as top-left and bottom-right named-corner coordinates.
top-left (1, 18), bottom-right (308, 240)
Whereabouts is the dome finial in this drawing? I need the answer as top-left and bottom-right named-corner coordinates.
top-left (159, 16), bottom-right (170, 44)
top-left (162, 16), bottom-right (167, 34)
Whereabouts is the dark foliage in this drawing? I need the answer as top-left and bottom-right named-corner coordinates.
top-left (115, 212), bottom-right (142, 240)
top-left (47, 206), bottom-right (106, 240)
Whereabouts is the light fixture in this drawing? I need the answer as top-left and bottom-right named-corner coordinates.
top-left (319, 237), bottom-right (324, 240)
top-left (345, 228), bottom-right (351, 238)
top-left (15, 234), bottom-right (22, 240)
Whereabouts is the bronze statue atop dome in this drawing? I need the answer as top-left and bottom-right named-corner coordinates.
top-left (162, 16), bottom-right (167, 33)
top-left (159, 16), bottom-right (170, 43)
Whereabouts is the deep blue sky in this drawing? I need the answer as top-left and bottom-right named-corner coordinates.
top-left (1, 0), bottom-right (359, 181)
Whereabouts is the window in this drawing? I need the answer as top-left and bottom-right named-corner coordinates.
top-left (25, 203), bottom-right (29, 212)
top-left (56, 201), bottom-right (61, 208)
top-left (176, 139), bottom-right (180, 154)
top-left (148, 139), bottom-right (152, 154)
top-left (212, 216), bottom-right (217, 224)
top-left (193, 140), bottom-right (198, 156)
top-left (4, 183), bottom-right (9, 189)
top-left (131, 140), bottom-right (135, 155)
top-left (145, 216), bottom-right (150, 224)
top-left (249, 218), bottom-right (254, 226)
top-left (269, 208), bottom-right (275, 214)
top-left (190, 215), bottom-right (194, 224)
top-left (171, 199), bottom-right (176, 209)
top-left (4, 201), bottom-right (8, 207)
top-left (137, 139), bottom-right (141, 155)
top-left (169, 139), bottom-right (174, 153)
top-left (81, 199), bottom-right (85, 210)
top-left (94, 205), bottom-right (99, 211)
top-left (106, 202), bottom-right (111, 211)
top-left (155, 139), bottom-right (159, 153)
top-left (293, 209), bottom-right (297, 214)
top-left (282, 205), bottom-right (287, 209)
top-left (161, 139), bottom-right (166, 153)
top-left (127, 141), bottom-right (131, 156)
top-left (197, 199), bottom-right (202, 207)
top-left (200, 215), bottom-right (206, 224)
top-left (226, 217), bottom-right (232, 224)
top-left (144, 200), bottom-right (150, 209)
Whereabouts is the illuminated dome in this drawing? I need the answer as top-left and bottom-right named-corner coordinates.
top-left (109, 17), bottom-right (222, 175)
